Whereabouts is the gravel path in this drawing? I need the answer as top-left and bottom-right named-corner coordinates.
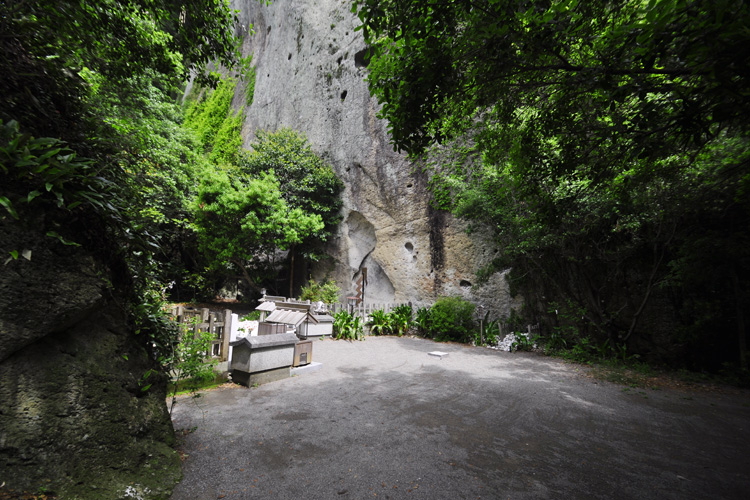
top-left (170, 336), bottom-right (750, 499)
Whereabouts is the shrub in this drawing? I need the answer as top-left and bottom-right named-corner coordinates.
top-left (414, 306), bottom-right (431, 335)
top-left (184, 77), bottom-right (242, 164)
top-left (167, 321), bottom-right (218, 415)
top-left (299, 277), bottom-right (340, 304)
top-left (483, 317), bottom-right (500, 346)
top-left (368, 309), bottom-right (390, 336)
top-left (426, 296), bottom-right (476, 343)
top-left (367, 305), bottom-right (412, 336)
top-left (240, 311), bottom-right (261, 321)
top-left (389, 304), bottom-right (412, 336)
top-left (333, 310), bottom-right (364, 341)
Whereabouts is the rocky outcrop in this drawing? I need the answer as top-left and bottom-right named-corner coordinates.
top-left (0, 220), bottom-right (181, 499)
top-left (0, 220), bottom-right (105, 364)
top-left (232, 0), bottom-right (518, 315)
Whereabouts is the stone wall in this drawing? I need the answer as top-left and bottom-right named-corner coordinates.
top-left (230, 0), bottom-right (518, 316)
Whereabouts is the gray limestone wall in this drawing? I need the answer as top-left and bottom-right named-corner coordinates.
top-left (230, 0), bottom-right (518, 316)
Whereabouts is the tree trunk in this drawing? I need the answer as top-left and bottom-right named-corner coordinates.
top-left (623, 222), bottom-right (676, 343)
top-left (731, 268), bottom-right (747, 369)
top-left (232, 259), bottom-right (263, 295)
top-left (289, 246), bottom-right (295, 299)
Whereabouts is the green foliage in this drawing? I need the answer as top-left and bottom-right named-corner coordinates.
top-left (539, 301), bottom-right (586, 353)
top-left (129, 284), bottom-right (179, 369)
top-left (191, 169), bottom-right (324, 294)
top-left (0, 120), bottom-right (105, 229)
top-left (245, 65), bottom-right (257, 105)
top-left (82, 68), bottom-right (206, 230)
top-left (367, 305), bottom-right (412, 336)
top-left (414, 306), bottom-right (431, 336)
top-left (299, 277), bottom-right (341, 304)
top-left (389, 304), bottom-right (413, 336)
top-left (511, 334), bottom-right (537, 353)
top-left (240, 311), bottom-right (261, 321)
top-left (237, 129), bottom-right (343, 295)
top-left (482, 317), bottom-right (500, 346)
top-left (209, 111), bottom-right (244, 166)
top-left (471, 312), bottom-right (500, 347)
top-left (354, 0), bottom-right (750, 371)
top-left (182, 96), bottom-right (343, 301)
top-left (167, 321), bottom-right (218, 415)
top-left (1, 0), bottom-right (245, 377)
top-left (1, 1), bottom-right (241, 135)
top-left (239, 129), bottom-right (344, 247)
top-left (333, 310), bottom-right (364, 341)
top-left (355, 0), bottom-right (750, 155)
top-left (367, 309), bottom-right (390, 336)
top-left (184, 78), bottom-right (244, 165)
top-left (424, 297), bottom-right (476, 343)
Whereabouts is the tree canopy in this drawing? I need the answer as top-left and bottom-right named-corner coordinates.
top-left (1, 0), bottom-right (245, 354)
top-left (355, 0), bottom-right (750, 369)
top-left (239, 129), bottom-right (344, 248)
top-left (180, 128), bottom-right (342, 298)
top-left (355, 0), bottom-right (750, 156)
top-left (191, 169), bottom-right (325, 294)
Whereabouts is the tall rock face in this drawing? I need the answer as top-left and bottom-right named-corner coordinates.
top-left (0, 219), bottom-right (181, 499)
top-left (231, 0), bottom-right (517, 314)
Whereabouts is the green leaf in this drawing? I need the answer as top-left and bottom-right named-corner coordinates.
top-left (26, 190), bottom-right (41, 203)
top-left (46, 231), bottom-right (81, 247)
top-left (0, 196), bottom-right (19, 219)
top-left (37, 147), bottom-right (62, 162)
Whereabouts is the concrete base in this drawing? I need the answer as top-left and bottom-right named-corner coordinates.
top-left (298, 333), bottom-right (329, 340)
top-left (291, 361), bottom-right (323, 377)
top-left (232, 366), bottom-right (290, 387)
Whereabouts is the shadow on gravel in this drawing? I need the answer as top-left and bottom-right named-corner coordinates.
top-left (170, 337), bottom-right (750, 500)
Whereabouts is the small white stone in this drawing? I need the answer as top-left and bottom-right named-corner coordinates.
top-left (428, 351), bottom-right (449, 358)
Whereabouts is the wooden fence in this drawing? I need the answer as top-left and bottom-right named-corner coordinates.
top-left (170, 306), bottom-right (233, 362)
top-left (481, 321), bottom-right (540, 338)
top-left (327, 301), bottom-right (414, 318)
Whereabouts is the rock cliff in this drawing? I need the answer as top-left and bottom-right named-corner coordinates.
top-left (0, 219), bottom-right (181, 499)
top-left (231, 0), bottom-right (517, 314)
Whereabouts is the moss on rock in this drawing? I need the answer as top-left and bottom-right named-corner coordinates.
top-left (0, 243), bottom-right (182, 500)
top-left (1, 217), bottom-right (182, 499)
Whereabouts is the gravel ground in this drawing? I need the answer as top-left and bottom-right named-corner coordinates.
top-left (170, 336), bottom-right (750, 500)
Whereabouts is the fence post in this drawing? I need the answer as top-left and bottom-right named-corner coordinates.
top-left (209, 312), bottom-right (217, 357)
top-left (222, 309), bottom-right (232, 362)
